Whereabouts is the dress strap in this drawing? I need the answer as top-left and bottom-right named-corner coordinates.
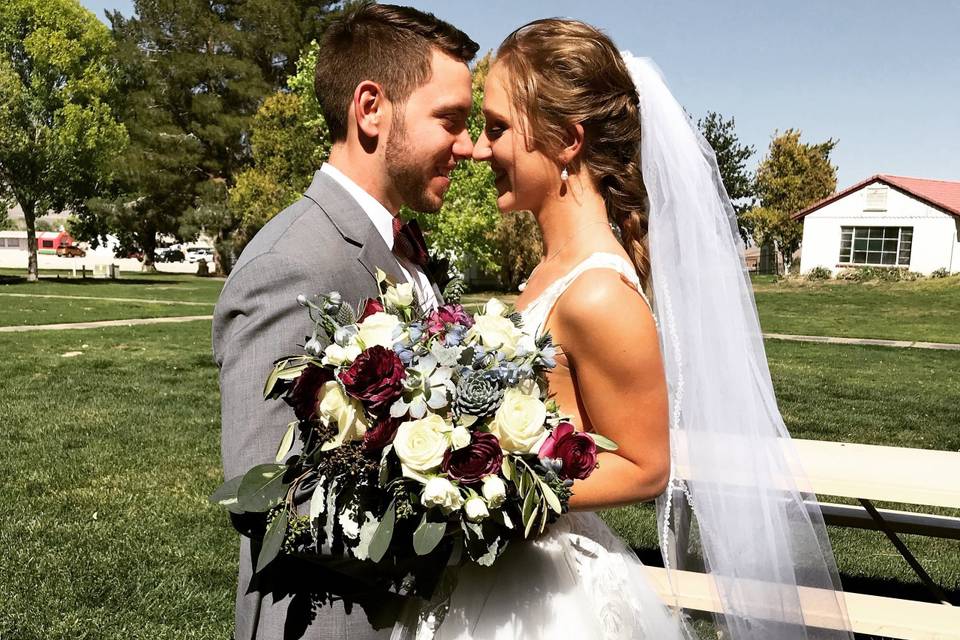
top-left (520, 252), bottom-right (652, 337)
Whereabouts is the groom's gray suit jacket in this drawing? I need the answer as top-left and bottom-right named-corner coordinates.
top-left (213, 171), bottom-right (415, 640)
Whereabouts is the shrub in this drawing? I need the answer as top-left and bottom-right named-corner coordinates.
top-left (835, 266), bottom-right (923, 282)
top-left (806, 266), bottom-right (832, 281)
top-left (931, 267), bottom-right (951, 279)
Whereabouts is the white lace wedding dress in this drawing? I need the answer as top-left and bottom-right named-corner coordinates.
top-left (429, 253), bottom-right (691, 640)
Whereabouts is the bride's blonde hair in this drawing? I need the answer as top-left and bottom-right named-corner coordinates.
top-left (496, 19), bottom-right (650, 288)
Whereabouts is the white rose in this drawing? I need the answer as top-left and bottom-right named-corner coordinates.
top-left (321, 341), bottom-right (362, 366)
top-left (393, 414), bottom-right (451, 481)
top-left (464, 496), bottom-right (490, 522)
top-left (490, 387), bottom-right (547, 453)
top-left (449, 425), bottom-right (471, 450)
top-left (421, 477), bottom-right (464, 514)
top-left (317, 381), bottom-right (369, 451)
top-left (481, 475), bottom-right (507, 508)
top-left (484, 298), bottom-right (508, 317)
top-left (469, 314), bottom-right (523, 359)
top-left (357, 311), bottom-right (401, 349)
top-left (384, 282), bottom-right (415, 308)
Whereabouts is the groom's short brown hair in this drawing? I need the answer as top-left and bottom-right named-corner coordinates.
top-left (314, 3), bottom-right (478, 143)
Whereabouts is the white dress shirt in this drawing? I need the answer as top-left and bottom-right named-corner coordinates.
top-left (320, 163), bottom-right (438, 311)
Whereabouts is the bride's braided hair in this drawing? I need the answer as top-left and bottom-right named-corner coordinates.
top-left (496, 19), bottom-right (650, 288)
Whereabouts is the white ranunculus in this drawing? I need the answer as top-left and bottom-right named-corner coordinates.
top-left (393, 414), bottom-right (451, 481)
top-left (317, 381), bottom-right (369, 451)
top-left (384, 282), bottom-right (415, 308)
top-left (449, 425), bottom-right (471, 450)
top-left (468, 314), bottom-right (523, 358)
top-left (484, 298), bottom-right (508, 317)
top-left (464, 496), bottom-right (490, 522)
top-left (357, 311), bottom-right (401, 349)
top-left (421, 477), bottom-right (463, 514)
top-left (490, 387), bottom-right (547, 453)
top-left (481, 475), bottom-right (507, 508)
top-left (321, 341), bottom-right (362, 366)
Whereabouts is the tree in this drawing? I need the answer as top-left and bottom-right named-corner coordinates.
top-left (72, 10), bottom-right (203, 272)
top-left (226, 41), bottom-right (330, 253)
top-left (746, 129), bottom-right (838, 269)
top-left (697, 112), bottom-right (755, 242)
top-left (406, 54), bottom-right (501, 277)
top-left (0, 0), bottom-right (127, 281)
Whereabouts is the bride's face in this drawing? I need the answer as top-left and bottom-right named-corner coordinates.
top-left (473, 62), bottom-right (559, 214)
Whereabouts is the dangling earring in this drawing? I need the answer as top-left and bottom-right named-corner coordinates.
top-left (560, 166), bottom-right (569, 182)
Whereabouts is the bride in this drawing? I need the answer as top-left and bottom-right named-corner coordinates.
top-left (396, 18), bottom-right (852, 640)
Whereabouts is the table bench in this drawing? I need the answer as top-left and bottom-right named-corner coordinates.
top-left (656, 438), bottom-right (960, 639)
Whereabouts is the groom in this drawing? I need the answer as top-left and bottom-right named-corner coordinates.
top-left (212, 4), bottom-right (477, 639)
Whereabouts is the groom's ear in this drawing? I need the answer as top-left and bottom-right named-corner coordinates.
top-left (558, 122), bottom-right (585, 166)
top-left (352, 80), bottom-right (387, 140)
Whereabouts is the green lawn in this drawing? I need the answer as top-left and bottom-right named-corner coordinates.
top-left (753, 276), bottom-right (960, 344)
top-left (1, 272), bottom-right (958, 637)
top-left (0, 322), bottom-right (234, 640)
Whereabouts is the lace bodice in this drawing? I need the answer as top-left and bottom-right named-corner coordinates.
top-left (518, 252), bottom-right (651, 338)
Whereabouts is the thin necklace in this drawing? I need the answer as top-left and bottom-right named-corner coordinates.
top-left (519, 219), bottom-right (612, 291)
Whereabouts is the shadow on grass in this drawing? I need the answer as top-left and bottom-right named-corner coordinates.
top-left (0, 275), bottom-right (190, 286)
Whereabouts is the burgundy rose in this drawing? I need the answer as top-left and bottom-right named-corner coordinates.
top-left (426, 303), bottom-right (475, 337)
top-left (286, 363), bottom-right (334, 421)
top-left (362, 416), bottom-right (401, 454)
top-left (338, 345), bottom-right (406, 413)
top-left (538, 422), bottom-right (598, 480)
top-left (441, 431), bottom-right (503, 485)
top-left (358, 298), bottom-right (384, 321)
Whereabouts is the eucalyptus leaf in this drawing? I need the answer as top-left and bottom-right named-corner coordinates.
top-left (238, 464), bottom-right (289, 512)
top-left (413, 513), bottom-right (446, 556)
top-left (368, 501), bottom-right (395, 563)
top-left (539, 480), bottom-right (563, 514)
top-left (523, 503), bottom-right (540, 538)
top-left (589, 433), bottom-right (619, 451)
top-left (209, 474), bottom-right (243, 506)
top-left (275, 422), bottom-right (298, 463)
top-left (256, 509), bottom-right (288, 573)
top-left (521, 486), bottom-right (536, 524)
top-left (501, 456), bottom-right (514, 482)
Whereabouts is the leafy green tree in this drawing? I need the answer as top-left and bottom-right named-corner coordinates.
top-left (406, 54), bottom-right (501, 277)
top-left (72, 11), bottom-right (202, 271)
top-left (746, 129), bottom-right (838, 268)
top-left (226, 42), bottom-right (330, 252)
top-left (697, 111), bottom-right (755, 242)
top-left (0, 0), bottom-right (127, 281)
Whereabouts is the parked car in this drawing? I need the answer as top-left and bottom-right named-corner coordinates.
top-left (186, 247), bottom-right (214, 263)
top-left (56, 244), bottom-right (86, 258)
top-left (157, 248), bottom-right (185, 263)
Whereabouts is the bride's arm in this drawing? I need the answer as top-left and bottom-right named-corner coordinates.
top-left (550, 270), bottom-right (670, 511)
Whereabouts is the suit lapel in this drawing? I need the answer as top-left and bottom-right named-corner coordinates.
top-left (304, 171), bottom-right (406, 286)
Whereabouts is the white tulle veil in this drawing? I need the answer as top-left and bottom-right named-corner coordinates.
top-left (622, 52), bottom-right (853, 638)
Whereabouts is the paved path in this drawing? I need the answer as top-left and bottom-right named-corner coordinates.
top-left (763, 332), bottom-right (960, 351)
top-left (0, 293), bottom-right (212, 306)
top-left (0, 315), bottom-right (213, 333)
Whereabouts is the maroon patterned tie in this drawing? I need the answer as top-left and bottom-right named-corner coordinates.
top-left (391, 217), bottom-right (429, 267)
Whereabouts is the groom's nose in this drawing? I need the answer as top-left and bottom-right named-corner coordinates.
top-left (452, 128), bottom-right (474, 160)
top-left (472, 132), bottom-right (491, 162)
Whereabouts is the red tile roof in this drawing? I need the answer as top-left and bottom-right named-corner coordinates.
top-left (792, 174), bottom-right (960, 220)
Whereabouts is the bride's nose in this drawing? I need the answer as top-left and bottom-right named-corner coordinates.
top-left (472, 131), bottom-right (492, 162)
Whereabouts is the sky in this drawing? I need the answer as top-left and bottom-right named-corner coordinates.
top-left (81, 0), bottom-right (960, 189)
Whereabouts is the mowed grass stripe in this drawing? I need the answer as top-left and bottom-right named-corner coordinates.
top-left (0, 292), bottom-right (214, 306)
top-left (0, 321), bottom-right (235, 640)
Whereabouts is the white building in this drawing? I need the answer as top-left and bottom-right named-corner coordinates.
top-left (795, 174), bottom-right (960, 276)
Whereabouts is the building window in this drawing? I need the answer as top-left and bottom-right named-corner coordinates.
top-left (838, 226), bottom-right (912, 267)
top-left (41, 240), bottom-right (54, 248)
top-left (8, 238), bottom-right (20, 248)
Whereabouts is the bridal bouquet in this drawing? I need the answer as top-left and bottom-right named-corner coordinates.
top-left (210, 271), bottom-right (617, 603)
